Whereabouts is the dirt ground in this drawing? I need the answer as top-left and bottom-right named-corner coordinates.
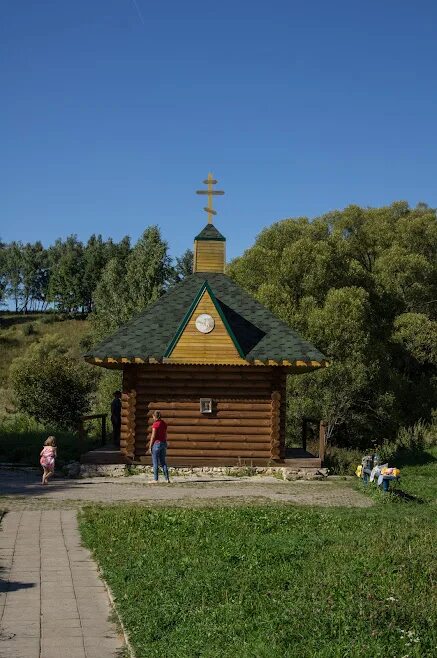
top-left (0, 468), bottom-right (372, 510)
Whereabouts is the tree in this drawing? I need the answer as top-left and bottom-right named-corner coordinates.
top-left (89, 227), bottom-right (170, 411)
top-left (91, 226), bottom-right (170, 342)
top-left (124, 226), bottom-right (171, 317)
top-left (20, 242), bottom-right (50, 312)
top-left (9, 335), bottom-right (95, 430)
top-left (169, 249), bottom-right (193, 284)
top-left (228, 201), bottom-right (437, 447)
top-left (0, 239), bottom-right (7, 305)
top-left (48, 236), bottom-right (85, 314)
top-left (4, 242), bottom-right (23, 312)
top-left (90, 256), bottom-right (130, 342)
top-left (81, 235), bottom-right (130, 314)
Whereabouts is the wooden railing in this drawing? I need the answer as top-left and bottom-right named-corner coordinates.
top-left (78, 413), bottom-right (107, 453)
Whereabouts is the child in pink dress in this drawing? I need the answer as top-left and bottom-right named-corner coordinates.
top-left (40, 436), bottom-right (57, 485)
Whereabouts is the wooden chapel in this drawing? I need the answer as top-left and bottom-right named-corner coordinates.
top-left (85, 175), bottom-right (328, 466)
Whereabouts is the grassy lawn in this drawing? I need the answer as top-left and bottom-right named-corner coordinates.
top-left (80, 451), bottom-right (437, 658)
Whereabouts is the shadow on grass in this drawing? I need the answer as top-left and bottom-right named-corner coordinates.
top-left (355, 480), bottom-right (427, 505)
top-left (390, 488), bottom-right (425, 504)
top-left (394, 450), bottom-right (437, 468)
top-left (0, 335), bottom-right (21, 347)
top-left (0, 315), bottom-right (42, 328)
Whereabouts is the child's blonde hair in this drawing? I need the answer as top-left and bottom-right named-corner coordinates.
top-left (44, 436), bottom-right (56, 447)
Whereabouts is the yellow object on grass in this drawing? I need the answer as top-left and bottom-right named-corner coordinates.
top-left (355, 465), bottom-right (363, 477)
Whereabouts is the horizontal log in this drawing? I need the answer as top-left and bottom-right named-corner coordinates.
top-left (136, 372), bottom-right (274, 382)
top-left (135, 448), bottom-right (272, 456)
top-left (137, 440), bottom-right (269, 451)
top-left (141, 419), bottom-right (271, 428)
top-left (135, 387), bottom-right (272, 397)
top-left (136, 422), bottom-right (272, 436)
top-left (135, 433), bottom-right (271, 442)
top-left (168, 449), bottom-right (271, 458)
top-left (137, 375), bottom-right (272, 382)
top-left (138, 424), bottom-right (271, 436)
top-left (137, 410), bottom-right (271, 419)
top-left (137, 392), bottom-right (273, 400)
top-left (146, 401), bottom-right (271, 410)
top-left (136, 378), bottom-right (272, 387)
top-left (135, 436), bottom-right (271, 450)
top-left (141, 418), bottom-right (271, 427)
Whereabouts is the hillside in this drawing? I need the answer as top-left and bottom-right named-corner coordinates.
top-left (0, 313), bottom-right (90, 417)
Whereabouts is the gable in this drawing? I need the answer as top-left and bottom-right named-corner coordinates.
top-left (165, 284), bottom-right (247, 364)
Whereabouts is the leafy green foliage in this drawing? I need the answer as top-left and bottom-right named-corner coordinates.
top-left (9, 334), bottom-right (95, 429)
top-left (169, 248), bottom-right (193, 284)
top-left (81, 495), bottom-right (437, 658)
top-left (228, 202), bottom-right (437, 446)
top-left (91, 226), bottom-right (171, 342)
top-left (379, 419), bottom-right (437, 462)
top-left (93, 369), bottom-right (122, 416)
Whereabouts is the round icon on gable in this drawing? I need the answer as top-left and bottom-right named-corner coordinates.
top-left (195, 314), bottom-right (215, 334)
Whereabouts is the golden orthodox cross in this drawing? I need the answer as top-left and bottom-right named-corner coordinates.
top-left (196, 172), bottom-right (225, 224)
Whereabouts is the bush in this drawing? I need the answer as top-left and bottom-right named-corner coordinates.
top-left (379, 419), bottom-right (437, 462)
top-left (22, 323), bottom-right (37, 336)
top-left (79, 333), bottom-right (93, 351)
top-left (40, 314), bottom-right (56, 325)
top-left (93, 369), bottom-right (122, 416)
top-left (0, 411), bottom-right (44, 434)
top-left (9, 335), bottom-right (96, 430)
top-left (324, 447), bottom-right (363, 475)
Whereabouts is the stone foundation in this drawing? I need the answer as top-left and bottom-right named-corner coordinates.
top-left (77, 463), bottom-right (328, 480)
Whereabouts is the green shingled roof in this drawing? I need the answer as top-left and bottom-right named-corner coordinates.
top-left (194, 224), bottom-right (226, 241)
top-left (85, 272), bottom-right (327, 365)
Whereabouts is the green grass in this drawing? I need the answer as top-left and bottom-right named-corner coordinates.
top-left (80, 456), bottom-right (437, 658)
top-left (0, 428), bottom-right (100, 466)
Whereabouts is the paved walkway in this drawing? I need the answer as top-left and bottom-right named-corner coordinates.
top-left (0, 510), bottom-right (125, 658)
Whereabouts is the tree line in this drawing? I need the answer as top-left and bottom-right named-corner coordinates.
top-left (0, 230), bottom-right (192, 315)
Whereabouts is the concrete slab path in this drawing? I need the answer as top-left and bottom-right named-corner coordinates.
top-left (0, 510), bottom-right (125, 658)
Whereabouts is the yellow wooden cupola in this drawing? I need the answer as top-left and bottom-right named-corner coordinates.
top-left (193, 173), bottom-right (226, 273)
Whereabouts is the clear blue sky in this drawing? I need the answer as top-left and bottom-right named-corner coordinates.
top-left (1, 1), bottom-right (436, 261)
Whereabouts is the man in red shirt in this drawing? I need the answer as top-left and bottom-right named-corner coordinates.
top-left (148, 411), bottom-right (170, 483)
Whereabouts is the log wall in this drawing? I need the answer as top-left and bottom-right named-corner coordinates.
top-left (126, 364), bottom-right (287, 464)
top-left (120, 366), bottom-right (136, 460)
